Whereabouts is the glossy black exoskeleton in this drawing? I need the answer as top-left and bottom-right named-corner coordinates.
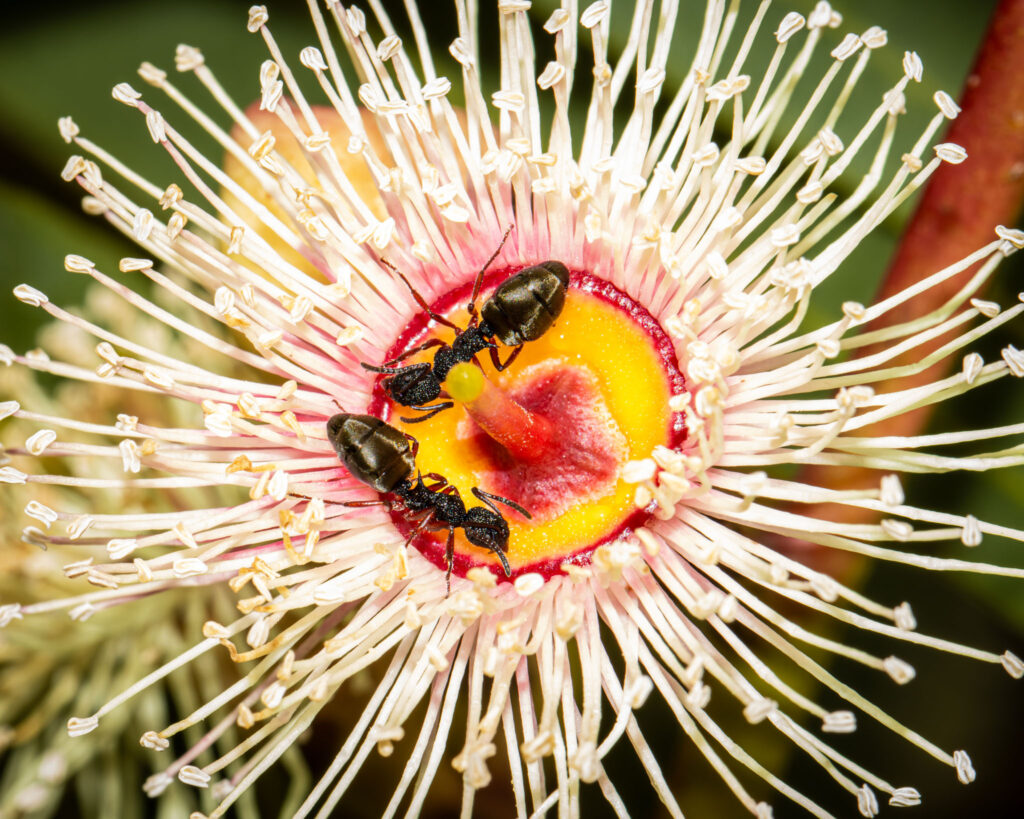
top-left (363, 231), bottom-right (570, 422)
top-left (326, 413), bottom-right (530, 591)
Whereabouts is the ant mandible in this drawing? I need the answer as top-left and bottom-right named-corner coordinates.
top-left (362, 228), bottom-right (570, 422)
top-left (326, 412), bottom-right (531, 592)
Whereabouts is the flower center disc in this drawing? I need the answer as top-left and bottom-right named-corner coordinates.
top-left (369, 268), bottom-right (686, 580)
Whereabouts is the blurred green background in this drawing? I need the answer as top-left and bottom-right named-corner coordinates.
top-left (1, 1), bottom-right (1022, 817)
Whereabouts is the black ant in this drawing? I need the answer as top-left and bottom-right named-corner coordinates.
top-left (325, 412), bottom-right (531, 592)
top-left (363, 229), bottom-right (570, 422)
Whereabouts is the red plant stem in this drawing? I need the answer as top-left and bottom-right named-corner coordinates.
top-left (873, 0), bottom-right (1024, 425)
top-left (791, 0), bottom-right (1024, 570)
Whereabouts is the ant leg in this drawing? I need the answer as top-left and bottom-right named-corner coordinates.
top-left (490, 344), bottom-right (523, 371)
top-left (441, 484), bottom-right (464, 501)
top-left (472, 487), bottom-right (532, 519)
top-left (467, 225), bottom-right (514, 320)
top-left (360, 361), bottom-right (428, 376)
top-left (399, 402), bottom-right (454, 423)
top-left (289, 492), bottom-right (313, 501)
top-left (403, 509), bottom-right (435, 548)
top-left (400, 431), bottom-right (420, 460)
top-left (444, 526), bottom-right (456, 596)
top-left (422, 476), bottom-right (463, 501)
top-left (382, 338), bottom-right (447, 367)
top-left (419, 471), bottom-right (448, 491)
top-left (341, 499), bottom-right (389, 508)
top-left (379, 257), bottom-right (461, 331)
top-left (491, 545), bottom-right (511, 578)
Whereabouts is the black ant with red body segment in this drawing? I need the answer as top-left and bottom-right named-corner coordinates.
top-left (326, 412), bottom-right (530, 592)
top-left (362, 229), bottom-right (570, 422)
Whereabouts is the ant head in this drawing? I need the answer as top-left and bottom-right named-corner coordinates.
top-left (463, 506), bottom-right (510, 553)
top-left (463, 506), bottom-right (513, 578)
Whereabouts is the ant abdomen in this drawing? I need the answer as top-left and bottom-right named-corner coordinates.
top-left (481, 261), bottom-right (571, 346)
top-left (326, 413), bottom-right (416, 493)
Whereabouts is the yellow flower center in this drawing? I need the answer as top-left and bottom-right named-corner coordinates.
top-left (368, 268), bottom-right (685, 580)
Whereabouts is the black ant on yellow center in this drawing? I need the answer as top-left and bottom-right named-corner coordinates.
top-left (363, 228), bottom-right (570, 422)
top-left (326, 412), bottom-right (530, 592)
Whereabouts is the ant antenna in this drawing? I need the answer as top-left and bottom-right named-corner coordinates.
top-left (493, 547), bottom-right (511, 577)
top-left (379, 256), bottom-right (460, 331)
top-left (468, 225), bottom-right (514, 316)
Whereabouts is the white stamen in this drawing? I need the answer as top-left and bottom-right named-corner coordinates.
top-left (857, 784), bottom-right (879, 817)
top-left (1000, 651), bottom-right (1024, 679)
top-left (25, 429), bottom-right (57, 456)
top-left (953, 750), bottom-right (975, 784)
top-left (178, 765), bottom-right (211, 788)
top-left (14, 285), bottom-right (48, 307)
top-left (822, 711), bottom-right (857, 733)
top-left (67, 717), bottom-right (99, 737)
top-left (889, 788), bottom-right (921, 807)
top-left (514, 573), bottom-right (545, 597)
top-left (883, 657), bottom-right (916, 685)
top-left (894, 603), bottom-right (917, 631)
top-left (0, 604), bottom-right (23, 628)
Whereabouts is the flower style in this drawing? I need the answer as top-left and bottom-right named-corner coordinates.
top-left (2, 2), bottom-right (1024, 818)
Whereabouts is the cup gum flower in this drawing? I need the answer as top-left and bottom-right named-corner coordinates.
top-left (2, 2), bottom-right (1024, 818)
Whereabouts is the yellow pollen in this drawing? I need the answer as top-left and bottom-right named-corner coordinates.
top-left (445, 362), bottom-right (485, 403)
